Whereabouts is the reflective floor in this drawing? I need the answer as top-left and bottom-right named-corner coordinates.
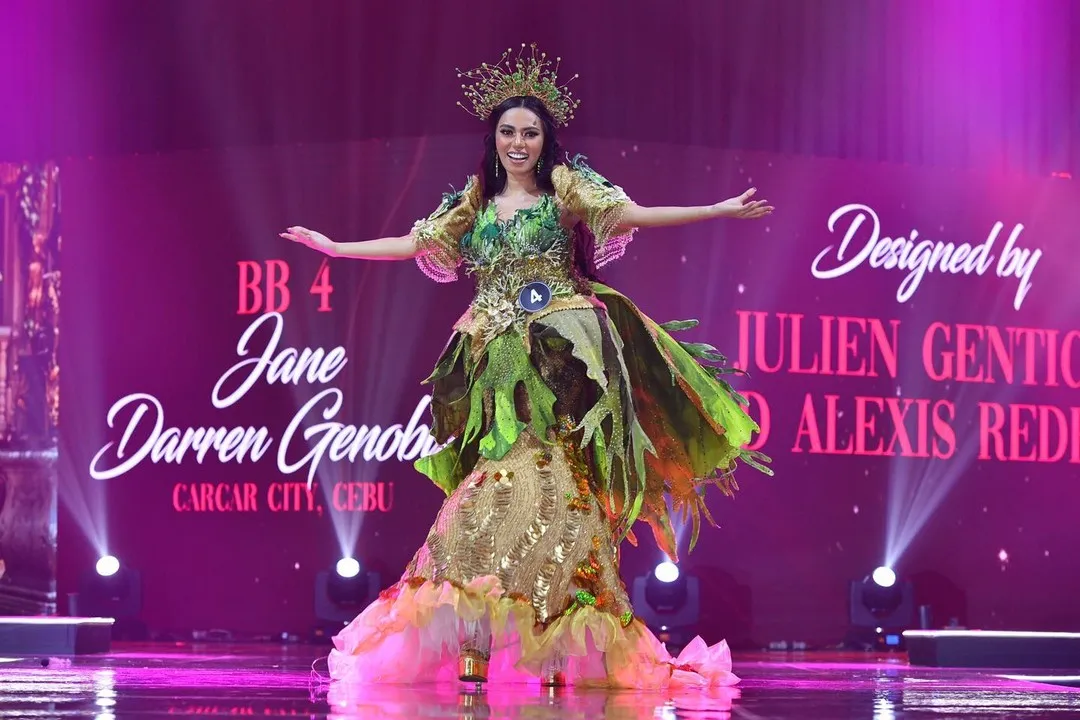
top-left (1, 644), bottom-right (1079, 718)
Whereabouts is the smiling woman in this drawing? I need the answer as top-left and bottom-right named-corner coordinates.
top-left (281, 44), bottom-right (773, 690)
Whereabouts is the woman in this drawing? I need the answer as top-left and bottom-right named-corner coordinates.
top-left (283, 45), bottom-right (772, 689)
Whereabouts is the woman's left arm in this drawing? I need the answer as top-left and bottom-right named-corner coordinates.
top-left (619, 188), bottom-right (773, 229)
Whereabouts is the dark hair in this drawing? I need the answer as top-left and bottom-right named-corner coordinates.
top-left (476, 95), bottom-right (601, 282)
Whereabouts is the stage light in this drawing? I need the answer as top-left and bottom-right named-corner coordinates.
top-left (96, 556), bottom-right (120, 577)
top-left (80, 563), bottom-right (140, 618)
top-left (847, 568), bottom-right (915, 651)
top-left (315, 559), bottom-right (381, 627)
top-left (872, 566), bottom-right (896, 588)
top-left (631, 560), bottom-right (700, 653)
top-left (74, 559), bottom-right (146, 640)
top-left (336, 557), bottom-right (360, 579)
top-left (654, 561), bottom-right (679, 583)
top-left (863, 578), bottom-right (903, 617)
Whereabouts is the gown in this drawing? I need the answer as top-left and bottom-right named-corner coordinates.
top-left (327, 156), bottom-right (771, 689)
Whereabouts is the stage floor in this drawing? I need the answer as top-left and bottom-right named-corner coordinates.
top-left (1, 643), bottom-right (1078, 718)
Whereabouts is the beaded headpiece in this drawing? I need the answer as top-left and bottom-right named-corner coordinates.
top-left (456, 43), bottom-right (581, 127)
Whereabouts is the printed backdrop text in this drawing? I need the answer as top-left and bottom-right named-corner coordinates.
top-left (58, 140), bottom-right (1080, 644)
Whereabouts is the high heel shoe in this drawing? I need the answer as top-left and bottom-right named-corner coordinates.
top-left (459, 619), bottom-right (492, 687)
top-left (458, 648), bottom-right (490, 685)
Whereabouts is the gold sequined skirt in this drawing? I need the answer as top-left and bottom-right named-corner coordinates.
top-left (404, 427), bottom-right (632, 626)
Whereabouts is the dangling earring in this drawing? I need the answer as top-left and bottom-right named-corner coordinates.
top-left (536, 157), bottom-right (543, 173)
top-left (494, 157), bottom-right (500, 178)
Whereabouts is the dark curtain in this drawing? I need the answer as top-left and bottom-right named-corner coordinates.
top-left (0, 0), bottom-right (1076, 177)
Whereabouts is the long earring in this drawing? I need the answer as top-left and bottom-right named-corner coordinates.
top-left (536, 157), bottom-right (543, 173)
top-left (494, 157), bottom-right (500, 178)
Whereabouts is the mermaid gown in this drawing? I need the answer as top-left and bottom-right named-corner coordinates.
top-left (327, 157), bottom-right (770, 688)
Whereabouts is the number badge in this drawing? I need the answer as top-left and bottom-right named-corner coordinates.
top-left (517, 281), bottom-right (552, 313)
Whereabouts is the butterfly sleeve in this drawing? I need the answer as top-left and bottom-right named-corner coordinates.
top-left (553, 155), bottom-right (636, 267)
top-left (412, 175), bottom-right (481, 283)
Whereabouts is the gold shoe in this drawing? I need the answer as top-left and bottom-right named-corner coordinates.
top-left (458, 649), bottom-right (490, 684)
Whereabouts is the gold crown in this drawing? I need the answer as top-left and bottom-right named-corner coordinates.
top-left (456, 43), bottom-right (581, 127)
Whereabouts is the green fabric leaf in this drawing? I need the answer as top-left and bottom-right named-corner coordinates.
top-left (462, 332), bottom-right (556, 462)
top-left (566, 311), bottom-right (656, 540)
top-left (653, 329), bottom-right (753, 445)
top-left (533, 310), bottom-right (608, 391)
top-left (479, 388), bottom-right (525, 457)
top-left (427, 177), bottom-right (473, 221)
top-left (422, 333), bottom-right (465, 385)
top-left (678, 341), bottom-right (727, 365)
top-left (413, 441), bottom-right (463, 497)
top-left (619, 418), bottom-right (652, 536)
top-left (587, 282), bottom-right (770, 559)
top-left (740, 449), bottom-right (775, 476)
top-left (567, 154), bottom-right (616, 190)
top-left (590, 425), bottom-right (610, 487)
top-left (659, 319), bottom-right (699, 332)
top-left (578, 378), bottom-right (621, 464)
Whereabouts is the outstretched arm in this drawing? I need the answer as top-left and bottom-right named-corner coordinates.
top-left (619, 188), bottom-right (773, 229)
top-left (280, 226), bottom-right (419, 260)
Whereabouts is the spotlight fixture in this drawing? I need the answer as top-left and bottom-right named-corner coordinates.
top-left (632, 561), bottom-right (700, 653)
top-left (74, 556), bottom-right (146, 640)
top-left (315, 558), bottom-right (380, 627)
top-left (847, 566), bottom-right (915, 651)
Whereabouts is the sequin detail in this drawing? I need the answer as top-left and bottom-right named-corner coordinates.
top-left (553, 156), bottom-right (633, 247)
top-left (500, 462), bottom-right (556, 593)
top-left (557, 419), bottom-right (594, 514)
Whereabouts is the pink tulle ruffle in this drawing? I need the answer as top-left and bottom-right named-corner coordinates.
top-left (327, 575), bottom-right (739, 689)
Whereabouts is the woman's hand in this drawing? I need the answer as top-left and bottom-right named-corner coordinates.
top-left (712, 188), bottom-right (774, 220)
top-left (280, 226), bottom-right (336, 256)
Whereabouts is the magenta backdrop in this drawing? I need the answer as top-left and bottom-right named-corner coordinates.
top-left (58, 137), bottom-right (1080, 647)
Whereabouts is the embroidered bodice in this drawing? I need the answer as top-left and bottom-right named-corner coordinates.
top-left (410, 157), bottom-right (636, 340)
top-left (461, 194), bottom-right (569, 266)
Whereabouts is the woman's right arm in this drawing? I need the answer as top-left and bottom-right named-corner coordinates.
top-left (280, 226), bottom-right (418, 260)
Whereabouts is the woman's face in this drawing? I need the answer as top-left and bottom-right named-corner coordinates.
top-left (495, 107), bottom-right (544, 176)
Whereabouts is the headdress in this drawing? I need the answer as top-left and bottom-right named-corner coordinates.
top-left (456, 43), bottom-right (581, 127)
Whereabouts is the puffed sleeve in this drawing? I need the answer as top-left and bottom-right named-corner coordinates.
top-left (412, 175), bottom-right (481, 283)
top-left (552, 155), bottom-right (634, 249)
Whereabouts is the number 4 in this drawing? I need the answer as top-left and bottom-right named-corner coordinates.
top-left (530, 289), bottom-right (543, 304)
top-left (310, 258), bottom-right (333, 312)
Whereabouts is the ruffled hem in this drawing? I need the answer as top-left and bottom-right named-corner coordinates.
top-left (328, 575), bottom-right (738, 689)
